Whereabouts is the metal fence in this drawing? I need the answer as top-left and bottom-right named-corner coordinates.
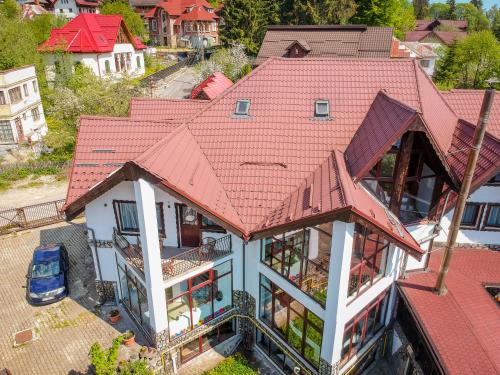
top-left (0, 199), bottom-right (66, 235)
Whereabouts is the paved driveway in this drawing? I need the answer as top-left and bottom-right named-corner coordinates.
top-left (0, 220), bottom-right (144, 374)
top-left (152, 67), bottom-right (198, 99)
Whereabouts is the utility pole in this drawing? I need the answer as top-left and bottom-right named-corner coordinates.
top-left (434, 86), bottom-right (496, 295)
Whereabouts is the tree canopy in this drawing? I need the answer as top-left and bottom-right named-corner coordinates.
top-left (487, 5), bottom-right (500, 41)
top-left (413, 0), bottom-right (429, 19)
top-left (456, 3), bottom-right (489, 32)
top-left (100, 0), bottom-right (146, 38)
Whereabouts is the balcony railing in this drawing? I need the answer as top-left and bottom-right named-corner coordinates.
top-left (112, 228), bottom-right (232, 280)
top-left (161, 235), bottom-right (232, 279)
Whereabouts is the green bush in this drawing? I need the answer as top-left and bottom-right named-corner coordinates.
top-left (203, 353), bottom-right (257, 375)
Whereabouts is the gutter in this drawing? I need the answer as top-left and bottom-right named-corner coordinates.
top-left (85, 225), bottom-right (102, 282)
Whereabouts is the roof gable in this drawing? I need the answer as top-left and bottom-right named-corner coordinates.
top-left (191, 72), bottom-right (233, 100)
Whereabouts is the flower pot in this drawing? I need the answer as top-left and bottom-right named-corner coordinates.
top-left (122, 331), bottom-right (136, 347)
top-left (108, 309), bottom-right (121, 324)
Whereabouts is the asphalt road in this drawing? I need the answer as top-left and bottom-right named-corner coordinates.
top-left (152, 67), bottom-right (198, 99)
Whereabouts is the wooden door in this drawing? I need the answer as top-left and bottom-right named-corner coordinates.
top-left (15, 118), bottom-right (24, 143)
top-left (176, 204), bottom-right (201, 247)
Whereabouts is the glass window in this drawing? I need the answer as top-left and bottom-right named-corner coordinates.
top-left (259, 274), bottom-right (324, 369)
top-left (117, 263), bottom-right (150, 332)
top-left (486, 205), bottom-right (500, 228)
top-left (166, 263), bottom-right (233, 339)
top-left (31, 107), bottom-right (40, 121)
top-left (314, 100), bottom-right (329, 118)
top-left (0, 91), bottom-right (6, 105)
top-left (8, 86), bottom-right (22, 103)
top-left (341, 293), bottom-right (388, 363)
top-left (348, 224), bottom-right (389, 298)
top-left (113, 200), bottom-right (165, 234)
top-left (0, 120), bottom-right (14, 143)
top-left (235, 99), bottom-right (250, 115)
top-left (136, 55), bottom-right (141, 69)
top-left (23, 83), bottom-right (29, 97)
top-left (461, 203), bottom-right (481, 227)
top-left (105, 60), bottom-right (111, 73)
top-left (32, 80), bottom-right (38, 93)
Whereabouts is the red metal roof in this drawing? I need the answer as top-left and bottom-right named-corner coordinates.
top-left (191, 72), bottom-right (233, 100)
top-left (149, 0), bottom-right (217, 21)
top-left (404, 30), bottom-right (466, 45)
top-left (38, 14), bottom-right (146, 53)
top-left (129, 98), bottom-right (209, 120)
top-left (399, 247), bottom-right (500, 375)
top-left (442, 89), bottom-right (500, 139)
top-left (415, 19), bottom-right (468, 32)
top-left (75, 0), bottom-right (100, 7)
top-left (64, 58), bottom-right (499, 250)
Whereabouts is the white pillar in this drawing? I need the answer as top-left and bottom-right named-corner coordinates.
top-left (134, 179), bottom-right (168, 333)
top-left (320, 221), bottom-right (355, 364)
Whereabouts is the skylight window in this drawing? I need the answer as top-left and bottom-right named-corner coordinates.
top-left (235, 99), bottom-right (250, 116)
top-left (314, 100), bottom-right (329, 118)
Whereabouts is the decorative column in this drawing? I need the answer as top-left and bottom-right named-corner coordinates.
top-left (320, 221), bottom-right (355, 375)
top-left (134, 179), bottom-right (169, 349)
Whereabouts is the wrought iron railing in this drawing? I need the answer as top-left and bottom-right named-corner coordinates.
top-left (113, 228), bottom-right (145, 276)
top-left (161, 235), bottom-right (232, 279)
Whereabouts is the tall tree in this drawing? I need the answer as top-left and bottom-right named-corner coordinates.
top-left (351, 0), bottom-right (415, 39)
top-left (456, 3), bottom-right (489, 32)
top-left (220, 0), bottom-right (279, 55)
top-left (486, 5), bottom-right (500, 41)
top-left (413, 0), bottom-right (429, 19)
top-left (433, 41), bottom-right (459, 89)
top-left (470, 0), bottom-right (482, 9)
top-left (447, 0), bottom-right (457, 19)
top-left (430, 3), bottom-right (450, 19)
top-left (100, 0), bottom-right (146, 38)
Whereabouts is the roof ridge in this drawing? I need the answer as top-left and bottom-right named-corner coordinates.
top-left (131, 97), bottom-right (209, 103)
top-left (80, 115), bottom-right (178, 123)
top-left (332, 150), bottom-right (352, 207)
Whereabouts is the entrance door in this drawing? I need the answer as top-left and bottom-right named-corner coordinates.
top-left (176, 204), bottom-right (201, 247)
top-left (15, 118), bottom-right (24, 143)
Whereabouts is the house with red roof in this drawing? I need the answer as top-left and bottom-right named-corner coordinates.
top-left (144, 0), bottom-right (219, 47)
top-left (190, 72), bottom-right (233, 100)
top-left (38, 14), bottom-right (146, 80)
top-left (61, 58), bottom-right (499, 375)
top-left (405, 19), bottom-right (468, 47)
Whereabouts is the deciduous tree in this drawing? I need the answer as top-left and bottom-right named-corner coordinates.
top-left (447, 0), bottom-right (457, 19)
top-left (413, 0), bottom-right (429, 19)
top-left (430, 3), bottom-right (450, 19)
top-left (456, 3), bottom-right (489, 32)
top-left (100, 0), bottom-right (146, 38)
top-left (486, 5), bottom-right (500, 41)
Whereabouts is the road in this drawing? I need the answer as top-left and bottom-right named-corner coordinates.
top-left (152, 67), bottom-right (198, 99)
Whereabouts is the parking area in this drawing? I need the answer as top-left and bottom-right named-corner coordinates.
top-left (0, 220), bottom-right (143, 374)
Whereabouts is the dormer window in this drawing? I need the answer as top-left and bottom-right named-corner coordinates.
top-left (314, 100), bottom-right (329, 118)
top-left (235, 99), bottom-right (250, 116)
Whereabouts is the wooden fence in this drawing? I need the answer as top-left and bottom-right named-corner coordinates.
top-left (0, 199), bottom-right (66, 235)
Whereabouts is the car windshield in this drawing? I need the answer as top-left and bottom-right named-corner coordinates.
top-left (32, 260), bottom-right (60, 278)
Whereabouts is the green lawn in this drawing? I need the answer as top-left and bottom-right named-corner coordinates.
top-left (202, 353), bottom-right (258, 375)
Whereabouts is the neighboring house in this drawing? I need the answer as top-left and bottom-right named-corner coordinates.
top-left (38, 14), bottom-right (146, 80)
top-left (145, 0), bottom-right (219, 47)
top-left (405, 19), bottom-right (467, 47)
top-left (190, 72), bottom-right (233, 100)
top-left (21, 3), bottom-right (48, 19)
top-left (391, 39), bottom-right (437, 76)
top-left (62, 58), bottom-right (499, 375)
top-left (130, 0), bottom-right (159, 23)
top-left (397, 247), bottom-right (500, 375)
top-left (0, 65), bottom-right (47, 149)
top-left (255, 25), bottom-right (394, 65)
top-left (437, 89), bottom-right (500, 247)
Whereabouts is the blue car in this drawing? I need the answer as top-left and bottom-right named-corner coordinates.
top-left (27, 243), bottom-right (69, 305)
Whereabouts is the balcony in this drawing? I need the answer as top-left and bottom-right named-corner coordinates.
top-left (112, 228), bottom-right (232, 280)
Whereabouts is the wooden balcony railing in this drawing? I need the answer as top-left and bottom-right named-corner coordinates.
top-left (161, 235), bottom-right (232, 279)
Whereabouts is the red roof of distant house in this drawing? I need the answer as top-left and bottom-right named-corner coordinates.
top-left (63, 58), bottom-right (499, 253)
top-left (173, 5), bottom-right (218, 24)
top-left (75, 0), bottom-right (100, 7)
top-left (415, 19), bottom-right (468, 31)
top-left (398, 247), bottom-right (500, 375)
top-left (191, 72), bottom-right (233, 100)
top-left (147, 0), bottom-right (217, 20)
top-left (38, 14), bottom-right (146, 53)
top-left (404, 30), bottom-right (466, 45)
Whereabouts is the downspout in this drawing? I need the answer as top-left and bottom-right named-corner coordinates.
top-left (434, 87), bottom-right (495, 295)
top-left (96, 53), bottom-right (102, 77)
top-left (242, 240), bottom-right (246, 310)
top-left (87, 225), bottom-right (103, 282)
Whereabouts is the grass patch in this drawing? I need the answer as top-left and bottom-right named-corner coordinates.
top-left (203, 353), bottom-right (258, 375)
top-left (0, 162), bottom-right (66, 192)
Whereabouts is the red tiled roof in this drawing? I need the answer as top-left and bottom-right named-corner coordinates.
top-left (129, 98), bottom-right (209, 120)
top-left (398, 248), bottom-right (500, 375)
top-left (64, 58), bottom-right (500, 251)
top-left (65, 116), bottom-right (181, 204)
top-left (150, 0), bottom-right (216, 20)
top-left (75, 0), bottom-right (100, 7)
top-left (404, 30), bottom-right (466, 45)
top-left (442, 89), bottom-right (500, 139)
top-left (415, 19), bottom-right (468, 31)
top-left (173, 5), bottom-right (218, 25)
top-left (38, 14), bottom-right (146, 53)
top-left (191, 72), bottom-right (233, 100)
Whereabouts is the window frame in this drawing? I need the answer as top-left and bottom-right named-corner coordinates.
top-left (112, 199), bottom-right (165, 236)
top-left (32, 80), bottom-right (38, 93)
top-left (314, 99), bottom-right (329, 118)
top-left (234, 99), bottom-right (250, 116)
top-left (460, 202), bottom-right (484, 230)
top-left (482, 204), bottom-right (500, 231)
top-left (8, 86), bottom-right (22, 104)
top-left (23, 83), bottom-right (29, 97)
top-left (31, 107), bottom-right (40, 121)
top-left (0, 91), bottom-right (6, 105)
top-left (0, 120), bottom-right (15, 143)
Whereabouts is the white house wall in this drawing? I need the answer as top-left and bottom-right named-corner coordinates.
top-left (436, 185), bottom-right (500, 245)
top-left (53, 0), bottom-right (78, 18)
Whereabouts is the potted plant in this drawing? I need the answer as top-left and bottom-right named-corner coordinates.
top-left (108, 309), bottom-right (121, 324)
top-left (139, 346), bottom-right (148, 359)
top-left (122, 330), bottom-right (135, 347)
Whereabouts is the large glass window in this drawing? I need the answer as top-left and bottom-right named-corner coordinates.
top-left (256, 327), bottom-right (304, 374)
top-left (166, 261), bottom-right (232, 339)
top-left (117, 262), bottom-right (151, 332)
top-left (261, 228), bottom-right (330, 306)
top-left (0, 120), bottom-right (14, 143)
top-left (259, 274), bottom-right (324, 369)
top-left (113, 200), bottom-right (165, 235)
top-left (348, 224), bottom-right (389, 299)
top-left (460, 203), bottom-right (483, 229)
top-left (8, 86), bottom-right (22, 103)
top-left (485, 204), bottom-right (500, 229)
top-left (341, 293), bottom-right (388, 365)
top-left (0, 91), bottom-right (6, 105)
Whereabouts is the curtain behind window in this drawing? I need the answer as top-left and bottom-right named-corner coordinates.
top-left (120, 202), bottom-right (139, 231)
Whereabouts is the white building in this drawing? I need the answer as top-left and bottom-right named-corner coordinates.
top-left (0, 65), bottom-right (47, 147)
top-left (63, 59), bottom-right (499, 375)
top-left (38, 13), bottom-right (146, 80)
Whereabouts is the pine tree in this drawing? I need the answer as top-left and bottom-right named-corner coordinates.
top-left (447, 0), bottom-right (457, 19)
top-left (470, 0), bottom-right (483, 9)
top-left (413, 0), bottom-right (429, 19)
top-left (433, 41), bottom-right (458, 89)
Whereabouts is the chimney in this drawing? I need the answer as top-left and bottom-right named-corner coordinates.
top-left (434, 87), bottom-right (496, 295)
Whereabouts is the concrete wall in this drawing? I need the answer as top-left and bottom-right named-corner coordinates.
top-left (436, 184), bottom-right (500, 245)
